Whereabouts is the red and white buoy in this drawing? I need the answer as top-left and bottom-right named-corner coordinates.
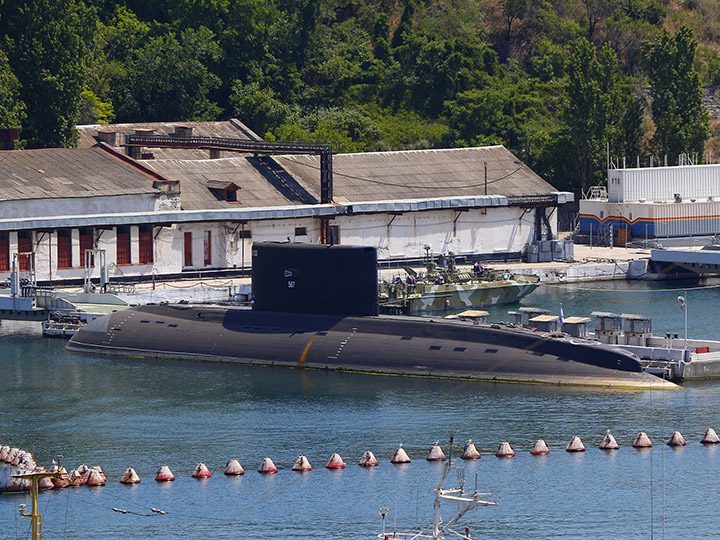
top-left (496, 441), bottom-right (515, 457)
top-left (391, 444), bottom-right (411, 464)
top-left (86, 467), bottom-right (106, 487)
top-left (77, 464), bottom-right (90, 483)
top-left (192, 462), bottom-right (212, 478)
top-left (632, 431), bottom-right (653, 448)
top-left (19, 452), bottom-right (36, 471)
top-left (599, 431), bottom-right (619, 450)
top-left (224, 459), bottom-right (245, 475)
top-left (120, 467), bottom-right (141, 484)
top-left (35, 468), bottom-right (54, 490)
top-left (68, 469), bottom-right (85, 486)
top-left (6, 448), bottom-right (19, 465)
top-left (461, 439), bottom-right (481, 460)
top-left (667, 430), bottom-right (686, 447)
top-left (258, 457), bottom-right (278, 474)
top-left (50, 463), bottom-right (70, 488)
top-left (359, 450), bottom-right (379, 467)
top-left (155, 465), bottom-right (175, 482)
top-left (325, 453), bottom-right (346, 469)
top-left (701, 427), bottom-right (720, 444)
top-left (426, 442), bottom-right (446, 461)
top-left (292, 455), bottom-right (312, 472)
top-left (566, 436), bottom-right (585, 452)
top-left (530, 439), bottom-right (550, 455)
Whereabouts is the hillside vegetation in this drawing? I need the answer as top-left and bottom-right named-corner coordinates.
top-left (1, 0), bottom-right (718, 193)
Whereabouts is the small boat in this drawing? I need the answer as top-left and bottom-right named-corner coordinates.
top-left (42, 315), bottom-right (85, 338)
top-left (375, 436), bottom-right (498, 539)
top-left (379, 249), bottom-right (538, 314)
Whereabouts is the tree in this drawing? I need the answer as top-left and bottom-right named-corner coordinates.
top-left (0, 50), bottom-right (26, 129)
top-left (563, 38), bottom-right (643, 191)
top-left (111, 27), bottom-right (222, 122)
top-left (1, 0), bottom-right (96, 147)
top-left (642, 26), bottom-right (710, 162)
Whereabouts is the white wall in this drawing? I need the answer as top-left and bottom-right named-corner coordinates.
top-left (0, 194), bottom-right (158, 219)
top-left (0, 206), bottom-right (549, 283)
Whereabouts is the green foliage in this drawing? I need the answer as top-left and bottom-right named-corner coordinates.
top-left (2, 0), bottom-right (718, 197)
top-left (230, 81), bottom-right (294, 135)
top-left (1, 0), bottom-right (96, 147)
top-left (77, 90), bottom-right (115, 124)
top-left (563, 38), bottom-right (643, 191)
top-left (0, 50), bottom-right (26, 130)
top-left (642, 26), bottom-right (710, 162)
top-left (111, 26), bottom-right (223, 122)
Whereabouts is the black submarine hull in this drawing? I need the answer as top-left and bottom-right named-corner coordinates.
top-left (66, 304), bottom-right (675, 389)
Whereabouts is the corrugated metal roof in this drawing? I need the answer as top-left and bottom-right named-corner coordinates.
top-left (275, 146), bottom-right (556, 203)
top-left (0, 146), bottom-right (163, 201)
top-left (76, 119), bottom-right (260, 160)
top-left (143, 156), bottom-right (316, 210)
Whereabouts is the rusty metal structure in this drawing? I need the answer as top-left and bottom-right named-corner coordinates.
top-left (124, 134), bottom-right (334, 204)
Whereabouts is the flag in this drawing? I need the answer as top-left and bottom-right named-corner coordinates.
top-left (559, 304), bottom-right (564, 326)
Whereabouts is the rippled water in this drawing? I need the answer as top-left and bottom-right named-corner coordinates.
top-left (2, 280), bottom-right (720, 540)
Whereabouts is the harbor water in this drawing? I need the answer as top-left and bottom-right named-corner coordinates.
top-left (2, 280), bottom-right (720, 539)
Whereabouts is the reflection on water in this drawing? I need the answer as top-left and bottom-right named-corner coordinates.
top-left (1, 280), bottom-right (720, 539)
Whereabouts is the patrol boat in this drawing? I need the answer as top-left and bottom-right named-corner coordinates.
top-left (379, 247), bottom-right (539, 314)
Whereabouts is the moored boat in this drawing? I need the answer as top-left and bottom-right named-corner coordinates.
top-left (379, 249), bottom-right (538, 314)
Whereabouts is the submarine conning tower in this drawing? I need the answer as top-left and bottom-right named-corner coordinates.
top-left (251, 242), bottom-right (379, 317)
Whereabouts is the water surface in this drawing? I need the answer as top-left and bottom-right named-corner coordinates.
top-left (1, 281), bottom-right (720, 539)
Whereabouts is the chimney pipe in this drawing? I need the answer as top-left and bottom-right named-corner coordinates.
top-left (0, 128), bottom-right (20, 150)
top-left (97, 130), bottom-right (117, 146)
top-left (174, 125), bottom-right (193, 138)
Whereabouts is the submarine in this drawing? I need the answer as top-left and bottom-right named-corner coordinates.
top-left (67, 243), bottom-right (676, 390)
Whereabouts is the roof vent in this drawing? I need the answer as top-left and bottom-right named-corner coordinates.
top-left (97, 130), bottom-right (117, 146)
top-left (174, 125), bottom-right (193, 138)
top-left (134, 128), bottom-right (156, 136)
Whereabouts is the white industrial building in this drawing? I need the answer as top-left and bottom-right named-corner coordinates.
top-left (579, 162), bottom-right (720, 244)
top-left (0, 121), bottom-right (573, 285)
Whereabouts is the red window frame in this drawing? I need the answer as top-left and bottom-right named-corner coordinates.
top-left (204, 231), bottom-right (212, 266)
top-left (0, 233), bottom-right (9, 272)
top-left (117, 226), bottom-right (131, 265)
top-left (18, 232), bottom-right (32, 271)
top-left (139, 225), bottom-right (153, 264)
top-left (57, 230), bottom-right (72, 269)
top-left (184, 232), bottom-right (193, 267)
top-left (79, 228), bottom-right (94, 267)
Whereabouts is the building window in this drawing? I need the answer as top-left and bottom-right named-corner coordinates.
top-left (80, 228), bottom-right (94, 267)
top-left (18, 231), bottom-right (32, 271)
top-left (204, 230), bottom-right (212, 266)
top-left (117, 226), bottom-right (131, 265)
top-left (184, 232), bottom-right (193, 267)
top-left (57, 230), bottom-right (72, 269)
top-left (0, 232), bottom-right (8, 272)
top-left (295, 227), bottom-right (307, 236)
top-left (238, 229), bottom-right (252, 239)
top-left (139, 225), bottom-right (153, 264)
top-left (329, 225), bottom-right (340, 245)
top-left (226, 189), bottom-right (237, 202)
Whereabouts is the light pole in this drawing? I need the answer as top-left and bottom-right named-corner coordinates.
top-left (677, 294), bottom-right (688, 351)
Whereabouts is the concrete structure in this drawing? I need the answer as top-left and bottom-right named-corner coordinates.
top-left (0, 120), bottom-right (574, 285)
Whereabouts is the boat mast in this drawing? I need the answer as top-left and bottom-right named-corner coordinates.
top-left (12, 470), bottom-right (63, 540)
